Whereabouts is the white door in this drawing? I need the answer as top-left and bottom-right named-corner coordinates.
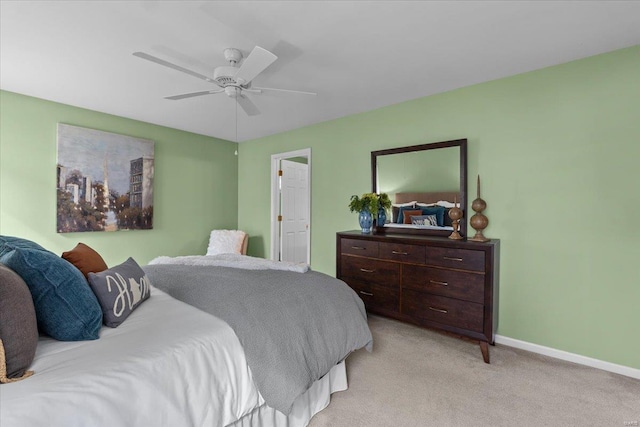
top-left (280, 159), bottom-right (309, 263)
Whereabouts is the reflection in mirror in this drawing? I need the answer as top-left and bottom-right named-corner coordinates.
top-left (376, 147), bottom-right (460, 195)
top-left (372, 139), bottom-right (467, 237)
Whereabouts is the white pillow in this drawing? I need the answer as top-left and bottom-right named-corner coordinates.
top-left (206, 230), bottom-right (247, 256)
top-left (436, 200), bottom-right (457, 208)
top-left (392, 201), bottom-right (417, 207)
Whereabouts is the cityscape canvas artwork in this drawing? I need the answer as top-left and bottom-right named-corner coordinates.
top-left (56, 124), bottom-right (155, 233)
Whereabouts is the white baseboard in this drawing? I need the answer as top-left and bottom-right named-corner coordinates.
top-left (494, 335), bottom-right (640, 380)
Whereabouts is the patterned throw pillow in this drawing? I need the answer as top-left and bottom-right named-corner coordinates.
top-left (88, 258), bottom-right (151, 328)
top-left (420, 206), bottom-right (446, 226)
top-left (410, 214), bottom-right (438, 226)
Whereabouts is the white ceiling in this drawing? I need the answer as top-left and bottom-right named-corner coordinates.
top-left (1, 1), bottom-right (639, 142)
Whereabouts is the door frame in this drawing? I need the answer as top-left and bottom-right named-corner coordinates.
top-left (270, 148), bottom-right (311, 264)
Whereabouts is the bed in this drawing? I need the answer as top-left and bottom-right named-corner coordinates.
top-left (0, 237), bottom-right (372, 427)
top-left (387, 191), bottom-right (460, 230)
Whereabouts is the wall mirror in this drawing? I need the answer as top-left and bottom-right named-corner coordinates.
top-left (371, 139), bottom-right (467, 237)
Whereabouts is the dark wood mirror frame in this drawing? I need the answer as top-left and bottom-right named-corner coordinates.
top-left (371, 138), bottom-right (468, 238)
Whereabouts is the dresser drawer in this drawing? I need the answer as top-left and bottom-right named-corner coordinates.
top-left (425, 247), bottom-right (485, 272)
top-left (379, 242), bottom-right (425, 264)
top-left (402, 265), bottom-right (485, 304)
top-left (340, 256), bottom-right (399, 287)
top-left (347, 279), bottom-right (400, 314)
top-left (340, 238), bottom-right (379, 257)
top-left (402, 290), bottom-right (484, 332)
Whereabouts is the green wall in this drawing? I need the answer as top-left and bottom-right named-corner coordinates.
top-left (0, 90), bottom-right (238, 266)
top-left (377, 145), bottom-right (460, 196)
top-left (1, 47), bottom-right (637, 370)
top-left (238, 46), bottom-right (640, 369)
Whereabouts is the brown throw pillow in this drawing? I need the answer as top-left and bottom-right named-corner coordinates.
top-left (402, 209), bottom-right (423, 224)
top-left (62, 243), bottom-right (108, 279)
top-left (0, 263), bottom-right (38, 383)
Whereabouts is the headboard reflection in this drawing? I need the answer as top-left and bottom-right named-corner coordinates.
top-left (394, 192), bottom-right (460, 205)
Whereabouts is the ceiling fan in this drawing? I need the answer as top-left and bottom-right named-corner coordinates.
top-left (133, 46), bottom-right (316, 116)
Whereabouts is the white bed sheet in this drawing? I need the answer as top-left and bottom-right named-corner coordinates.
top-left (230, 361), bottom-right (347, 427)
top-left (0, 287), bottom-right (264, 427)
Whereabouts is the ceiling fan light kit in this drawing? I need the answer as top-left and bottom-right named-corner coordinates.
top-left (224, 86), bottom-right (240, 98)
top-left (133, 46), bottom-right (316, 116)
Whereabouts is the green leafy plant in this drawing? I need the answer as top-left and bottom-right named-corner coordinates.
top-left (349, 193), bottom-right (378, 213)
top-left (349, 192), bottom-right (390, 214)
top-left (377, 193), bottom-right (391, 211)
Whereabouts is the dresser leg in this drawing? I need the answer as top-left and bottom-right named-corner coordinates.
top-left (479, 341), bottom-right (490, 364)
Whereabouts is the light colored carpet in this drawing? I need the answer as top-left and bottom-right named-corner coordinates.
top-left (310, 315), bottom-right (639, 427)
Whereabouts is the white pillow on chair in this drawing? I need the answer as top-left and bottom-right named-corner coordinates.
top-left (206, 230), bottom-right (247, 256)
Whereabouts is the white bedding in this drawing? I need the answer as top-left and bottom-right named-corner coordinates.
top-left (0, 287), bottom-right (264, 427)
top-left (148, 253), bottom-right (309, 273)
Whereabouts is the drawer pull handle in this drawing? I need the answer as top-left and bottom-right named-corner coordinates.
top-left (360, 268), bottom-right (375, 273)
top-left (443, 256), bottom-right (463, 262)
top-left (392, 250), bottom-right (408, 255)
top-left (428, 306), bottom-right (448, 314)
top-left (359, 291), bottom-right (374, 297)
top-left (430, 280), bottom-right (448, 286)
top-left (351, 246), bottom-right (366, 250)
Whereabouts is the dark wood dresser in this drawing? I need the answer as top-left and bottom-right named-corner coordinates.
top-left (336, 230), bottom-right (499, 363)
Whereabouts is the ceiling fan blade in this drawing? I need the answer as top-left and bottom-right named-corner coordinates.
top-left (253, 86), bottom-right (317, 96)
top-left (165, 89), bottom-right (224, 100)
top-left (236, 94), bottom-right (260, 116)
top-left (234, 46), bottom-right (277, 85)
top-left (133, 52), bottom-right (216, 84)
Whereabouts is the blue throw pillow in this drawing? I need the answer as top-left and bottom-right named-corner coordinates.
top-left (420, 206), bottom-right (446, 226)
top-left (0, 235), bottom-right (47, 258)
top-left (0, 246), bottom-right (102, 341)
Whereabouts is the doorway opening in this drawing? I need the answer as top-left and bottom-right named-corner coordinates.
top-left (270, 148), bottom-right (311, 264)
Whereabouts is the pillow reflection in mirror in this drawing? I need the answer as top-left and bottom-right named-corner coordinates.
top-left (411, 215), bottom-right (438, 226)
top-left (402, 209), bottom-right (423, 224)
top-left (392, 204), bottom-right (414, 223)
top-left (396, 206), bottom-right (417, 224)
top-left (420, 206), bottom-right (446, 226)
top-left (436, 200), bottom-right (457, 208)
top-left (443, 208), bottom-right (453, 227)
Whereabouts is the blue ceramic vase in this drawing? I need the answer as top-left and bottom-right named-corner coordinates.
top-left (377, 207), bottom-right (387, 227)
top-left (358, 211), bottom-right (373, 233)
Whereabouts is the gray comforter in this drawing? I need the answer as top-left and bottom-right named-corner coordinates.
top-left (142, 264), bottom-right (373, 414)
